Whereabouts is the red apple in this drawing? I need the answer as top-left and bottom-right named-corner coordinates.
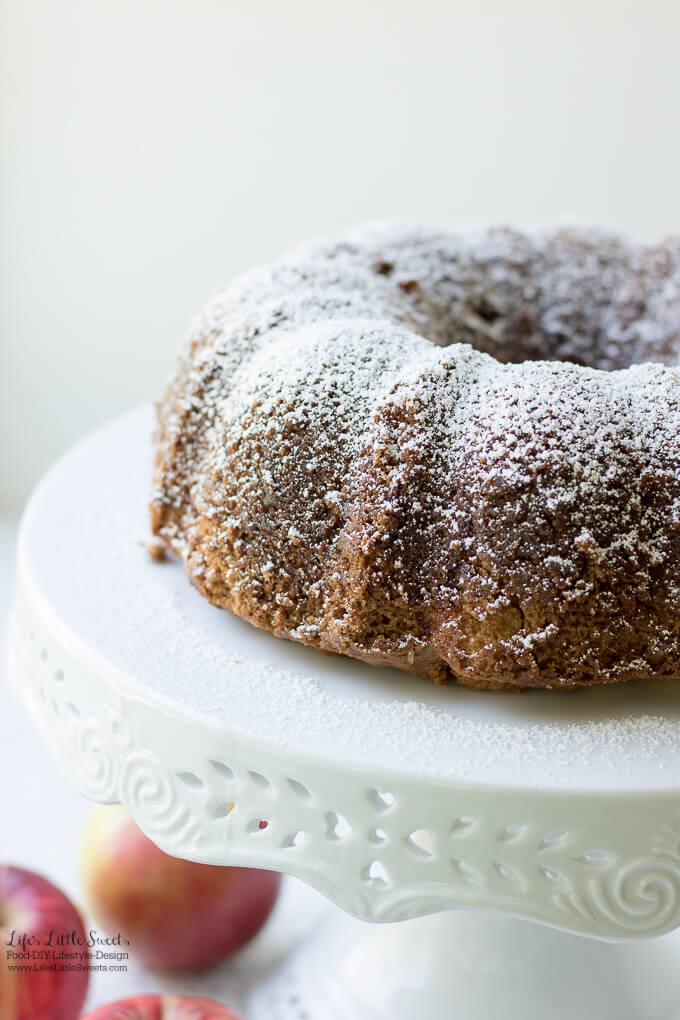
top-left (81, 994), bottom-right (242, 1019)
top-left (80, 805), bottom-right (281, 972)
top-left (0, 865), bottom-right (89, 1020)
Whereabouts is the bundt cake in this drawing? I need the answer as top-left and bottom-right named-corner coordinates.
top-left (150, 223), bottom-right (680, 690)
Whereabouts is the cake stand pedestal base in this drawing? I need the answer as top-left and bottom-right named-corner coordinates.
top-left (248, 908), bottom-right (680, 1020)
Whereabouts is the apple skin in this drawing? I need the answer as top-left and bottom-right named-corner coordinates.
top-left (0, 865), bottom-right (89, 1020)
top-left (81, 994), bottom-right (242, 1019)
top-left (80, 805), bottom-right (282, 972)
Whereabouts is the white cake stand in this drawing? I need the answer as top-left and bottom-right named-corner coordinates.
top-left (8, 407), bottom-right (680, 1020)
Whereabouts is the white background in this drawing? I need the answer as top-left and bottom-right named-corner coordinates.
top-left (3, 0), bottom-right (680, 509)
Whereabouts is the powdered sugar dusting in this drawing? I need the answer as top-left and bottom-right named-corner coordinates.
top-left (151, 223), bottom-right (680, 690)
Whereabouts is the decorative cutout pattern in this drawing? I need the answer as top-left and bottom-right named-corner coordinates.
top-left (11, 591), bottom-right (680, 939)
top-left (451, 815), bottom-right (477, 835)
top-left (499, 821), bottom-right (530, 843)
top-left (367, 789), bottom-right (395, 813)
top-left (362, 860), bottom-right (390, 887)
top-left (210, 759), bottom-right (234, 780)
top-left (405, 830), bottom-right (434, 859)
top-left (539, 827), bottom-right (572, 851)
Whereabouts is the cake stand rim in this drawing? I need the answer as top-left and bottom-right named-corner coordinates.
top-left (12, 548), bottom-right (680, 799)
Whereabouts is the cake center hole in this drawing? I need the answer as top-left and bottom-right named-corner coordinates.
top-left (423, 296), bottom-right (643, 371)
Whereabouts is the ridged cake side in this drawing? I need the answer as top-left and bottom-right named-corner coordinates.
top-left (151, 224), bottom-right (680, 689)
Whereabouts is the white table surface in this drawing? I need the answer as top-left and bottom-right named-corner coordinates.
top-left (0, 513), bottom-right (326, 1015)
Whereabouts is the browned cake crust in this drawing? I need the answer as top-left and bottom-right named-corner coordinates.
top-left (151, 224), bottom-right (680, 690)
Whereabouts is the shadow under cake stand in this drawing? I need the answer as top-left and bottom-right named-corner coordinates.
top-left (8, 407), bottom-right (680, 1020)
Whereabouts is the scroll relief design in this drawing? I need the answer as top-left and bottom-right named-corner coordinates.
top-left (15, 616), bottom-right (680, 936)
